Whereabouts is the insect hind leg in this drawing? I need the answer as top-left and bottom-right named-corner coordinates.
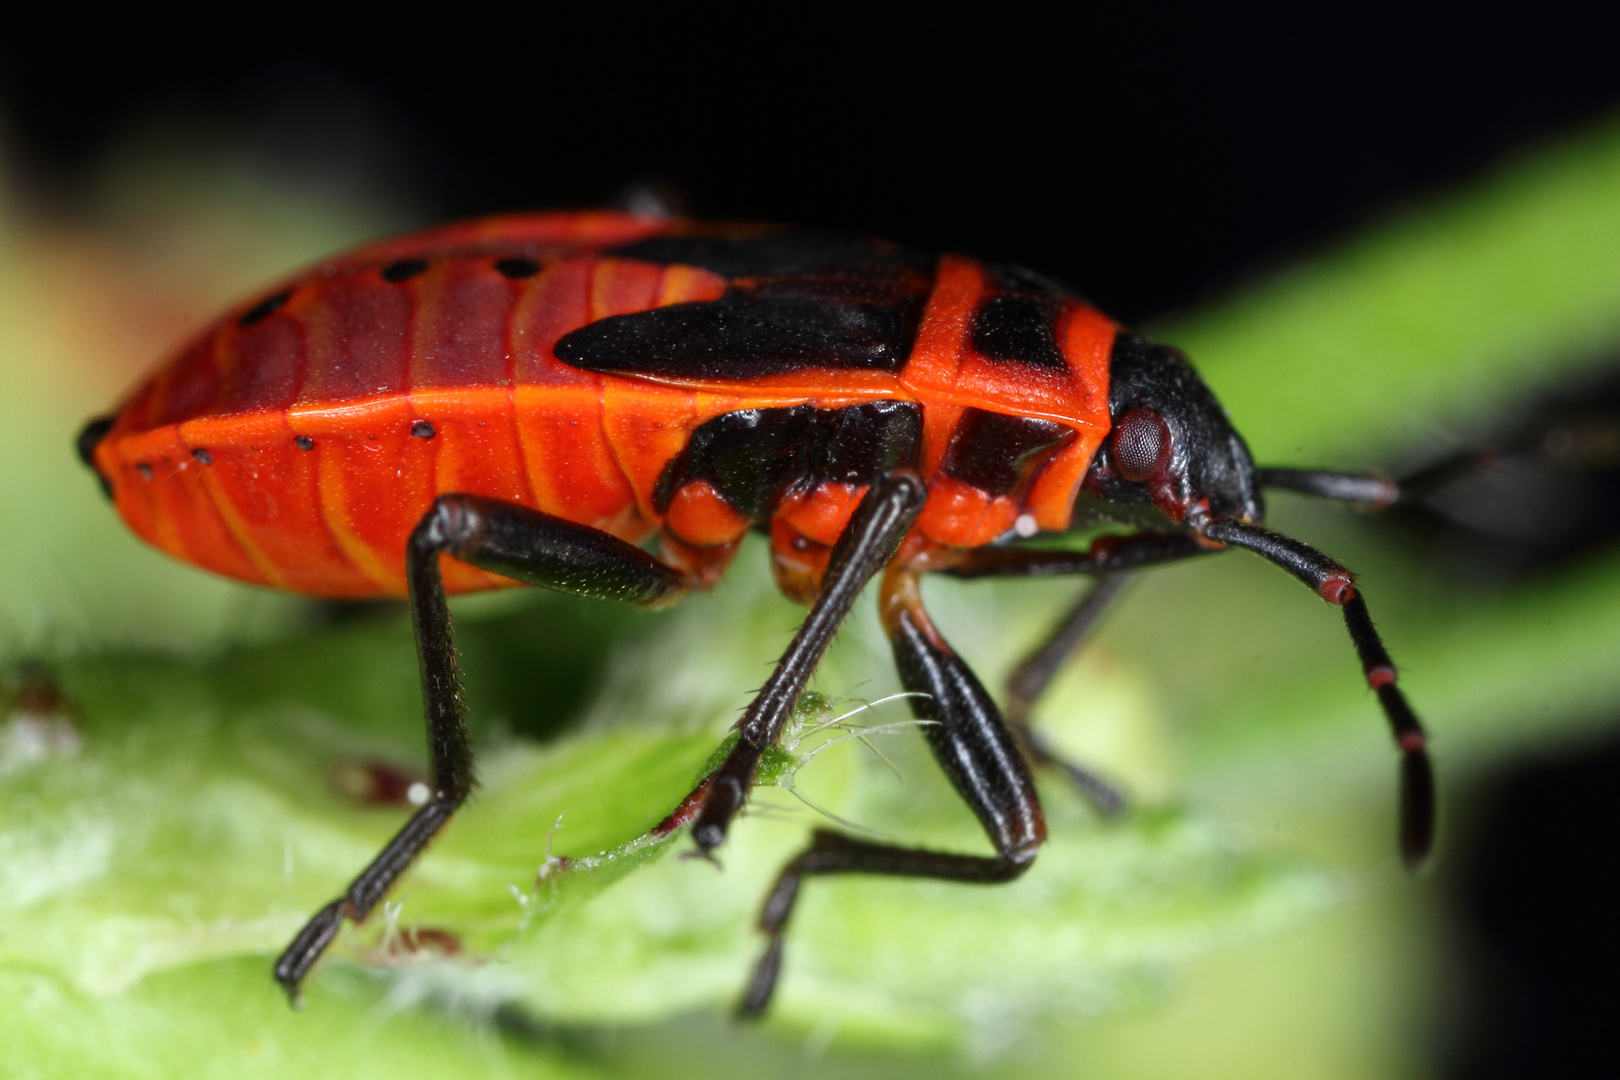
top-left (274, 494), bottom-right (689, 1004)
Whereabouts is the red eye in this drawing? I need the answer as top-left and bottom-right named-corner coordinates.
top-left (1112, 408), bottom-right (1170, 482)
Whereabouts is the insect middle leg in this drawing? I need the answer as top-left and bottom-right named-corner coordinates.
top-left (274, 494), bottom-right (690, 1003)
top-left (736, 562), bottom-right (1047, 1016)
top-left (948, 530), bottom-right (1218, 814)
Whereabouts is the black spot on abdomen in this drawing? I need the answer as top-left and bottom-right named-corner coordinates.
top-left (381, 258), bottom-right (429, 283)
top-left (238, 290), bottom-right (292, 328)
top-left (495, 257), bottom-right (540, 279)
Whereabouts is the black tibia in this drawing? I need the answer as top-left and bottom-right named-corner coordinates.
top-left (738, 586), bottom-right (1045, 1017)
top-left (1004, 574), bottom-right (1133, 817)
top-left (1198, 517), bottom-right (1435, 867)
top-left (274, 495), bottom-right (690, 1003)
top-left (890, 605), bottom-right (1047, 855)
top-left (941, 532), bottom-right (1217, 816)
top-left (690, 470), bottom-right (927, 856)
top-left (1258, 467), bottom-right (1400, 508)
top-left (947, 530), bottom-right (1211, 580)
top-left (420, 494), bottom-right (689, 606)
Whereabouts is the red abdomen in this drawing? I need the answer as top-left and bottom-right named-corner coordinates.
top-left (92, 214), bottom-right (1116, 598)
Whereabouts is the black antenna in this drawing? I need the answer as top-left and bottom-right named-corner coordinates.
top-left (1199, 517), bottom-right (1435, 866)
top-left (1257, 467), bottom-right (1399, 507)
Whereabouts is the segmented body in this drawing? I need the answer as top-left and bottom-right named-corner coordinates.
top-left (90, 213), bottom-right (1116, 599)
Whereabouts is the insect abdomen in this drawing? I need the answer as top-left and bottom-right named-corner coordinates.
top-left (95, 235), bottom-right (731, 596)
top-left (91, 215), bottom-right (1119, 599)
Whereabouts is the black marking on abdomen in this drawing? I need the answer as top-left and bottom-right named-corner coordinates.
top-left (494, 257), bottom-right (540, 279)
top-left (76, 415), bottom-right (116, 499)
top-left (556, 295), bottom-right (916, 379)
top-left (238, 290), bottom-right (292, 328)
top-left (381, 258), bottom-right (429, 283)
top-left (942, 409), bottom-right (1071, 496)
top-left (655, 400), bottom-right (921, 519)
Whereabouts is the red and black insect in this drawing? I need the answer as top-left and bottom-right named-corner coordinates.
top-left (76, 212), bottom-right (1434, 1015)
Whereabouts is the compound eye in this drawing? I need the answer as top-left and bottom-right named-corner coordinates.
top-left (1112, 408), bottom-right (1171, 483)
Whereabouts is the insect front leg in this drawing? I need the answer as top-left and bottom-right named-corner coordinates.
top-left (737, 565), bottom-right (1044, 1017)
top-left (274, 495), bottom-right (689, 1004)
top-left (688, 470), bottom-right (927, 856)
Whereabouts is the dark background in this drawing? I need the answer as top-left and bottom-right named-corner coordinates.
top-left (5, 5), bottom-right (1620, 1075)
top-left (7, 5), bottom-right (1620, 325)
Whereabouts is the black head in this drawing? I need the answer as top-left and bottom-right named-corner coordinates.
top-left (1079, 334), bottom-right (1264, 530)
top-left (1068, 336), bottom-right (1435, 870)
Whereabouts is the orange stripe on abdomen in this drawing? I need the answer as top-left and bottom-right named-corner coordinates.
top-left (514, 384), bottom-right (642, 537)
top-left (509, 258), bottom-right (643, 536)
top-left (177, 412), bottom-right (377, 597)
top-left (104, 430), bottom-right (189, 567)
top-left (294, 397), bottom-right (429, 596)
top-left (600, 379), bottom-right (699, 527)
top-left (143, 435), bottom-right (269, 587)
top-left (418, 385), bottom-right (537, 593)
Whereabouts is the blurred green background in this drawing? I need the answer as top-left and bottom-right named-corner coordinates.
top-left (4, 58), bottom-right (1620, 1080)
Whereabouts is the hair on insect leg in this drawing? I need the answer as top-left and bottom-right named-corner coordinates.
top-left (794, 718), bottom-right (940, 767)
top-left (780, 789), bottom-right (897, 842)
top-left (756, 700), bottom-right (942, 838)
top-left (793, 691), bottom-right (929, 741)
top-left (274, 494), bottom-right (693, 1002)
